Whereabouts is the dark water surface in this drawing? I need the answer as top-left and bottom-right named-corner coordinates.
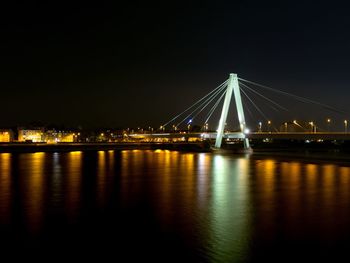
top-left (1, 150), bottom-right (350, 262)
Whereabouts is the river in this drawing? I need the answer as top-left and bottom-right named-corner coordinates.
top-left (0, 150), bottom-right (349, 262)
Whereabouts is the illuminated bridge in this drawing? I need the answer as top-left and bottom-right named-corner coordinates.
top-left (130, 131), bottom-right (350, 141)
top-left (145, 73), bottom-right (349, 150)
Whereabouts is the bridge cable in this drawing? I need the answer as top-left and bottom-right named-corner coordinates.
top-left (240, 84), bottom-right (281, 113)
top-left (204, 90), bottom-right (227, 124)
top-left (238, 78), bottom-right (348, 115)
top-left (191, 87), bottom-right (227, 122)
top-left (239, 82), bottom-right (289, 112)
top-left (242, 98), bottom-right (257, 123)
top-left (176, 83), bottom-right (227, 127)
top-left (240, 87), bottom-right (270, 122)
top-left (161, 79), bottom-right (228, 128)
top-left (240, 87), bottom-right (279, 132)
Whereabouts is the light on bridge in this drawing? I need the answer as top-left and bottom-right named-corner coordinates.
top-left (309, 121), bottom-right (315, 133)
top-left (345, 120), bottom-right (348, 133)
top-left (327, 118), bottom-right (331, 132)
top-left (267, 120), bottom-right (271, 133)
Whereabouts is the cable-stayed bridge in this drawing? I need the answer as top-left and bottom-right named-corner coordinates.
top-left (134, 73), bottom-right (349, 150)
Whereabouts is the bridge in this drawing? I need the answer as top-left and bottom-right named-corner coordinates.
top-left (144, 73), bottom-right (349, 150)
top-left (129, 131), bottom-right (350, 141)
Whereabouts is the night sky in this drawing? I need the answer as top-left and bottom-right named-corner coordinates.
top-left (1, 1), bottom-right (350, 130)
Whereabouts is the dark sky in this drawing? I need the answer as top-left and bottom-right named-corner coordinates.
top-left (1, 1), bottom-right (350, 130)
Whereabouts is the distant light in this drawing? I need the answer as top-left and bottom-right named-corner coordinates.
top-left (244, 128), bottom-right (250, 134)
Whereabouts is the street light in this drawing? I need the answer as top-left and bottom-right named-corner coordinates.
top-left (344, 120), bottom-right (348, 133)
top-left (267, 120), bottom-right (271, 133)
top-left (327, 118), bottom-right (331, 132)
top-left (284, 122), bottom-right (288, 132)
top-left (258, 122), bottom-right (262, 132)
top-left (309, 121), bottom-right (314, 133)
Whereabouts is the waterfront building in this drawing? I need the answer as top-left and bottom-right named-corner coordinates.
top-left (18, 128), bottom-right (44, 142)
top-left (44, 130), bottom-right (79, 143)
top-left (0, 129), bottom-right (13, 142)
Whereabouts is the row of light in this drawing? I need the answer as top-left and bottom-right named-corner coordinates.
top-left (138, 118), bottom-right (350, 134)
top-left (259, 119), bottom-right (349, 131)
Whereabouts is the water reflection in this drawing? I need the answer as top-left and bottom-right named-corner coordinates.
top-left (51, 152), bottom-right (63, 209)
top-left (97, 151), bottom-right (107, 206)
top-left (209, 156), bottom-right (251, 262)
top-left (0, 153), bottom-right (11, 225)
top-left (197, 153), bottom-right (211, 208)
top-left (97, 151), bottom-right (115, 208)
top-left (250, 159), bottom-right (350, 261)
top-left (1, 150), bottom-right (350, 260)
top-left (66, 151), bottom-right (82, 222)
top-left (19, 152), bottom-right (45, 233)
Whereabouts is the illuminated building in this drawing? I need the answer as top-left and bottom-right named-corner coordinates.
top-left (17, 128), bottom-right (80, 143)
top-left (18, 128), bottom-right (44, 142)
top-left (0, 129), bottom-right (13, 142)
top-left (44, 130), bottom-right (79, 143)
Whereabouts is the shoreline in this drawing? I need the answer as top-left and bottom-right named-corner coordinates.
top-left (1, 142), bottom-right (350, 164)
top-left (0, 142), bottom-right (211, 153)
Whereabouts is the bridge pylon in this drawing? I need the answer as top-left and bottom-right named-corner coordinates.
top-left (215, 73), bottom-right (250, 149)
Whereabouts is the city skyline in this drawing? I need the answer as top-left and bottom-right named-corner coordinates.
top-left (1, 1), bottom-right (350, 129)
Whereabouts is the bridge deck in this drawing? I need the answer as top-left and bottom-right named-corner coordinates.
top-left (130, 132), bottom-right (350, 140)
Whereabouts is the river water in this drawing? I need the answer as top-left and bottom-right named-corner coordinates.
top-left (1, 150), bottom-right (350, 262)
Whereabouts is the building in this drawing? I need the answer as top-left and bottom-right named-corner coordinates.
top-left (18, 128), bottom-right (44, 142)
top-left (44, 130), bottom-right (79, 143)
top-left (0, 129), bottom-right (13, 142)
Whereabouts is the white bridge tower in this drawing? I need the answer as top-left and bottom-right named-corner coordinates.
top-left (215, 73), bottom-right (250, 149)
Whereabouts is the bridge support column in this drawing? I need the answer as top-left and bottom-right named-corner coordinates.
top-left (215, 73), bottom-right (250, 149)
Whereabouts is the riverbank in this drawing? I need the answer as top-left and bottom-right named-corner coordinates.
top-left (0, 142), bottom-right (211, 153)
top-left (220, 142), bottom-right (350, 163)
top-left (2, 142), bottom-right (350, 163)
